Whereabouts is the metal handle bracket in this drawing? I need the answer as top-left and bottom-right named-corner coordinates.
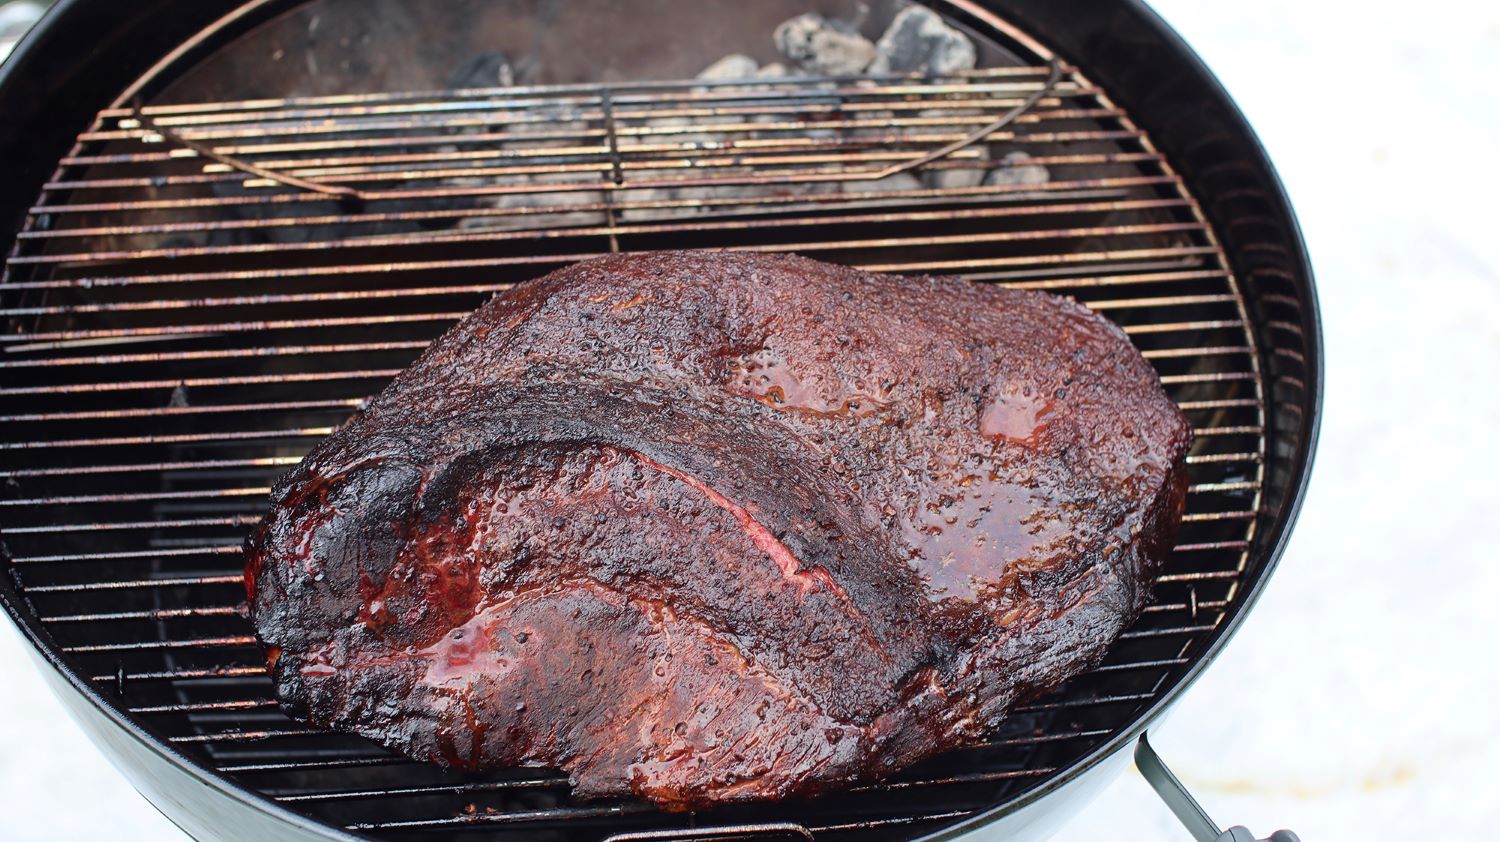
top-left (1135, 733), bottom-right (1301, 842)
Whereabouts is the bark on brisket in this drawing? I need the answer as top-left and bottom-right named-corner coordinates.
top-left (245, 250), bottom-right (1190, 810)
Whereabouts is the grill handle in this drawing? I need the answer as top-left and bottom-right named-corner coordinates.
top-left (1135, 733), bottom-right (1301, 842)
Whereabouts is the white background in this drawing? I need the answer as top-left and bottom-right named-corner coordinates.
top-left (3, 0), bottom-right (1498, 838)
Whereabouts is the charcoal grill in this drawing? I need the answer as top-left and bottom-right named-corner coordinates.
top-left (0, 1), bottom-right (1320, 840)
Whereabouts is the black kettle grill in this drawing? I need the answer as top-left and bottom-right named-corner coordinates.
top-left (0, 1), bottom-right (1319, 839)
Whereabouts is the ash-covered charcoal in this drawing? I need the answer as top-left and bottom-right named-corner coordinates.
top-left (624, 174), bottom-right (870, 222)
top-left (633, 180), bottom-right (844, 222)
top-left (915, 104), bottom-right (986, 137)
top-left (869, 6), bottom-right (977, 75)
top-left (621, 170), bottom-right (924, 223)
top-left (458, 174), bottom-right (607, 232)
top-left (629, 185), bottom-right (828, 223)
top-left (984, 150), bottom-right (1051, 188)
top-left (924, 147), bottom-right (990, 190)
top-left (643, 113), bottom-right (720, 150)
top-left (753, 122), bottom-right (838, 147)
top-left (697, 54), bottom-right (760, 80)
top-left (924, 167), bottom-right (988, 190)
top-left (841, 172), bottom-right (923, 194)
top-left (773, 13), bottom-right (877, 75)
top-left (746, 98), bottom-right (837, 141)
top-left (448, 50), bottom-right (516, 89)
top-left (616, 188), bottom-right (678, 223)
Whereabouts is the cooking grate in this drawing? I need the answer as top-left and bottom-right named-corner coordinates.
top-left (1, 52), bottom-right (1266, 841)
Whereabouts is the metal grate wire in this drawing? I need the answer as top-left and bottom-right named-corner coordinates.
top-left (1, 56), bottom-right (1265, 842)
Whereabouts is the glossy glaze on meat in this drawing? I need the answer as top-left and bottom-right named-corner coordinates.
top-left (244, 251), bottom-right (1190, 810)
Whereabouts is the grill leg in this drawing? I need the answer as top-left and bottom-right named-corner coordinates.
top-left (1134, 733), bottom-right (1301, 842)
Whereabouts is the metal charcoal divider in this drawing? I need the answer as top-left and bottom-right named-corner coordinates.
top-left (0, 7), bottom-right (1266, 840)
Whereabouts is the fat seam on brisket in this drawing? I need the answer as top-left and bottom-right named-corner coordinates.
top-left (244, 250), bottom-right (1191, 810)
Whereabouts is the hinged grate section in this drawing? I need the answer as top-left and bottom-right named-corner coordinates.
top-left (1, 59), bottom-right (1264, 841)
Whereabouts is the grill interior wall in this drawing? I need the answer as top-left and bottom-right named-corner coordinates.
top-left (0, 19), bottom-right (1266, 841)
